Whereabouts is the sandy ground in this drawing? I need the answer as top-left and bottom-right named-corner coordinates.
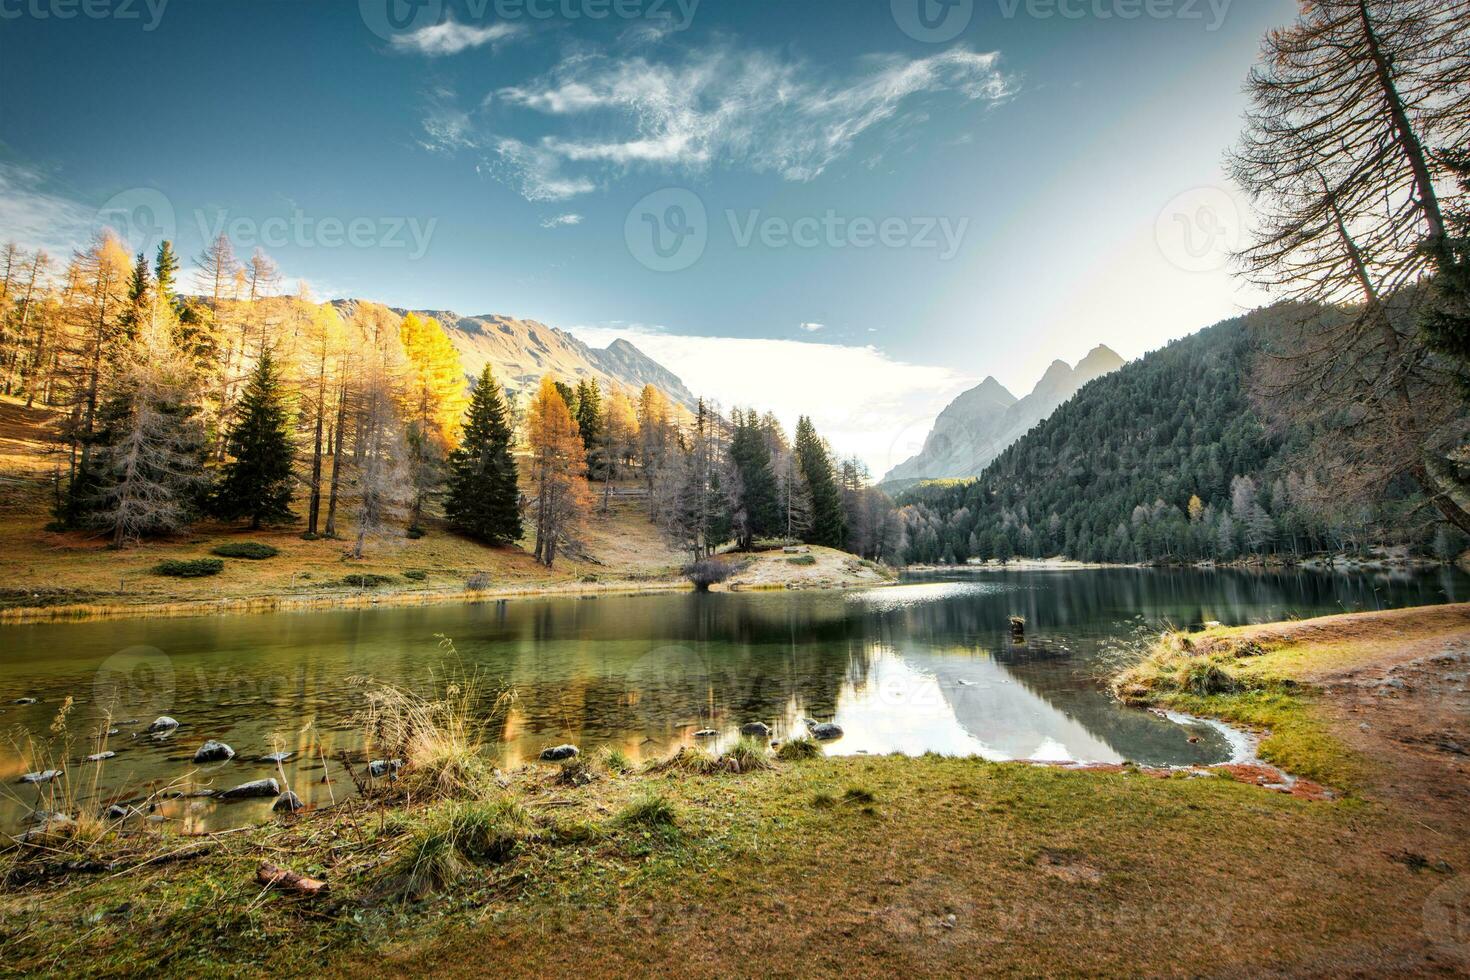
top-left (721, 546), bottom-right (895, 590)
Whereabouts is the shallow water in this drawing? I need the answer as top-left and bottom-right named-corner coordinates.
top-left (1, 565), bottom-right (1464, 831)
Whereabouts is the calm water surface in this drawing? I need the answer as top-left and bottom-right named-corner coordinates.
top-left (1, 566), bottom-right (1465, 830)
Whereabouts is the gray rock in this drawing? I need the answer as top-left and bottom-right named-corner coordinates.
top-left (739, 722), bottom-right (772, 738)
top-left (219, 778), bottom-right (279, 799)
top-left (85, 751), bottom-right (116, 762)
top-left (367, 758), bottom-right (403, 778)
top-left (539, 744), bottom-right (579, 762)
top-left (105, 804), bottom-right (132, 820)
top-left (20, 769), bottom-right (63, 784)
top-left (261, 751), bottom-right (293, 764)
top-left (809, 723), bottom-right (845, 741)
top-left (272, 791), bottom-right (304, 813)
top-left (146, 716), bottom-right (180, 734)
top-left (27, 809), bottom-right (68, 824)
top-left (13, 697), bottom-right (37, 705)
top-left (193, 740), bottom-right (236, 763)
top-left (693, 729), bottom-right (719, 738)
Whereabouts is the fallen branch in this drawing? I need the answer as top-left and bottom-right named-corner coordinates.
top-left (257, 862), bottom-right (328, 897)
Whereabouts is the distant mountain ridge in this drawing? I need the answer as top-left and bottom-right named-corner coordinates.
top-left (331, 301), bottom-right (697, 409)
top-left (881, 344), bottom-right (1124, 489)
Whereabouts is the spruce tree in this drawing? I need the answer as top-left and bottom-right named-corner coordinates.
top-left (213, 348), bottom-right (295, 529)
top-left (730, 409), bottom-right (779, 549)
top-left (574, 378), bottom-right (602, 458)
top-left (794, 416), bottom-right (845, 549)
top-left (444, 365), bottom-right (522, 545)
top-left (154, 240), bottom-right (178, 309)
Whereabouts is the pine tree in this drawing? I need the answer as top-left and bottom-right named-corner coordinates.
top-left (574, 378), bottom-right (602, 459)
top-left (794, 416), bottom-right (844, 548)
top-left (729, 409), bottom-right (779, 549)
top-left (153, 240), bottom-right (178, 307)
top-left (213, 348), bottom-right (295, 529)
top-left (445, 365), bottom-right (522, 545)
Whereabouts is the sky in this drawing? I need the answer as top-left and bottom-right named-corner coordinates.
top-left (0, 0), bottom-right (1294, 475)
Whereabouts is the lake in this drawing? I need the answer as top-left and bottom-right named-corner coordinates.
top-left (2, 566), bottom-right (1465, 831)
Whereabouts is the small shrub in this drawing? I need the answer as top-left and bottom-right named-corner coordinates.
top-left (210, 542), bottom-right (279, 560)
top-left (451, 799), bottom-right (532, 863)
top-left (299, 531), bottom-right (319, 541)
top-left (683, 558), bottom-right (735, 592)
top-left (466, 572), bottom-right (491, 591)
top-left (776, 735), bottom-right (822, 761)
top-left (645, 746), bottom-right (718, 775)
top-left (786, 555), bottom-right (817, 566)
top-left (341, 572), bottom-right (395, 589)
top-left (811, 790), bottom-right (837, 809)
top-left (596, 746), bottom-right (633, 774)
top-left (843, 786), bottom-right (876, 805)
top-left (403, 570), bottom-right (428, 582)
top-left (152, 558), bottom-right (223, 578)
top-left (1179, 660), bottom-right (1240, 696)
top-left (406, 525), bottom-right (425, 540)
top-left (721, 736), bottom-right (774, 773)
top-left (619, 792), bottom-right (679, 828)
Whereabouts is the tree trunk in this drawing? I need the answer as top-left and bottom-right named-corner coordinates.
top-left (307, 365), bottom-right (325, 535)
top-left (324, 380), bottom-right (348, 538)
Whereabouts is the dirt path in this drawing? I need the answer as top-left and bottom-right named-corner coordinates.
top-left (1241, 605), bottom-right (1470, 833)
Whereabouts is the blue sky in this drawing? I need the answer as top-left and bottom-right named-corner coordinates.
top-left (0, 0), bottom-right (1293, 472)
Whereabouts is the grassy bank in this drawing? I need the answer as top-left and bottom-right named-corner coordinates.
top-left (4, 605), bottom-right (1469, 976)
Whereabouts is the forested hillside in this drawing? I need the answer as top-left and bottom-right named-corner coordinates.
top-left (893, 305), bottom-right (1465, 565)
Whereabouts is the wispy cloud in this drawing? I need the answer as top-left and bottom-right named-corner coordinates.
top-left (799, 321), bottom-right (825, 333)
top-left (568, 323), bottom-right (974, 475)
top-left (392, 18), bottom-right (524, 57)
top-left (420, 41), bottom-right (1016, 201)
top-left (540, 212), bottom-right (583, 228)
top-left (0, 162), bottom-right (95, 255)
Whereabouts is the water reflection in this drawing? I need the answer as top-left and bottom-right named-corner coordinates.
top-left (0, 566), bottom-right (1464, 830)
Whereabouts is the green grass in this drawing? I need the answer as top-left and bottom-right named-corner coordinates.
top-left (786, 554), bottom-right (817, 566)
top-left (776, 735), bottom-right (822, 761)
top-left (340, 572), bottom-right (396, 588)
top-left (618, 791), bottom-right (680, 828)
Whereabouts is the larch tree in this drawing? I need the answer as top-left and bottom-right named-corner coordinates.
top-left (597, 388), bottom-right (638, 512)
top-left (525, 376), bottom-right (588, 567)
top-left (1229, 0), bottom-right (1470, 534)
top-left (349, 354), bottom-right (410, 559)
top-left (444, 364), bottom-right (522, 545)
top-left (300, 305), bottom-right (347, 536)
top-left (213, 347), bottom-right (295, 529)
top-left (398, 312), bottom-right (468, 531)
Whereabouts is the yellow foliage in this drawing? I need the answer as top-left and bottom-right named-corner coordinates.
top-left (400, 312), bottom-right (469, 446)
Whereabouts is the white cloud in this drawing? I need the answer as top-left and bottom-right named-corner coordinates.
top-left (568, 324), bottom-right (974, 477)
top-left (799, 322), bottom-right (825, 332)
top-left (423, 41), bottom-right (1016, 201)
top-left (392, 19), bottom-right (523, 57)
top-left (478, 138), bottom-right (598, 201)
top-left (540, 212), bottom-right (583, 228)
top-left (0, 163), bottom-right (95, 254)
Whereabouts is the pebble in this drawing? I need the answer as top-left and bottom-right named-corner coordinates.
top-left (86, 751), bottom-right (116, 762)
top-left (19, 769), bottom-right (63, 784)
top-left (539, 745), bottom-right (579, 762)
top-left (368, 759), bottom-right (404, 778)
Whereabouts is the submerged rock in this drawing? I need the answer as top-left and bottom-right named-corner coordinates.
top-left (693, 729), bottom-right (719, 738)
top-left (13, 697), bottom-right (37, 705)
top-left (739, 723), bottom-right (772, 738)
top-left (85, 751), bottom-right (116, 762)
top-left (146, 716), bottom-right (180, 734)
top-left (272, 791), bottom-right (304, 813)
top-left (193, 740), bottom-right (236, 763)
top-left (19, 769), bottom-right (63, 784)
top-left (809, 723), bottom-right (844, 741)
top-left (27, 809), bottom-right (69, 824)
top-left (539, 744), bottom-right (579, 762)
top-left (262, 751), bottom-right (293, 764)
top-left (105, 804), bottom-right (132, 820)
top-left (367, 759), bottom-right (403, 778)
top-left (219, 778), bottom-right (279, 799)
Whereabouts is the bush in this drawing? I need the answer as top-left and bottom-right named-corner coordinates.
top-left (152, 558), bottom-right (223, 578)
top-left (721, 736), bottom-right (774, 773)
top-left (210, 542), bottom-right (279, 560)
top-left (406, 525), bottom-right (425, 540)
top-left (466, 572), bottom-right (491, 591)
top-left (596, 746), bottom-right (633, 774)
top-left (683, 558), bottom-right (735, 592)
top-left (618, 792), bottom-right (679, 828)
top-left (786, 555), bottom-right (817, 566)
top-left (403, 570), bottom-right (428, 582)
top-left (776, 735), bottom-right (822, 761)
top-left (341, 573), bottom-right (395, 589)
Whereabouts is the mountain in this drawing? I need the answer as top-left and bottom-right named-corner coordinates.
top-left (889, 306), bottom-right (1451, 565)
top-left (881, 344), bottom-right (1124, 490)
top-left (331, 301), bottom-right (696, 408)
